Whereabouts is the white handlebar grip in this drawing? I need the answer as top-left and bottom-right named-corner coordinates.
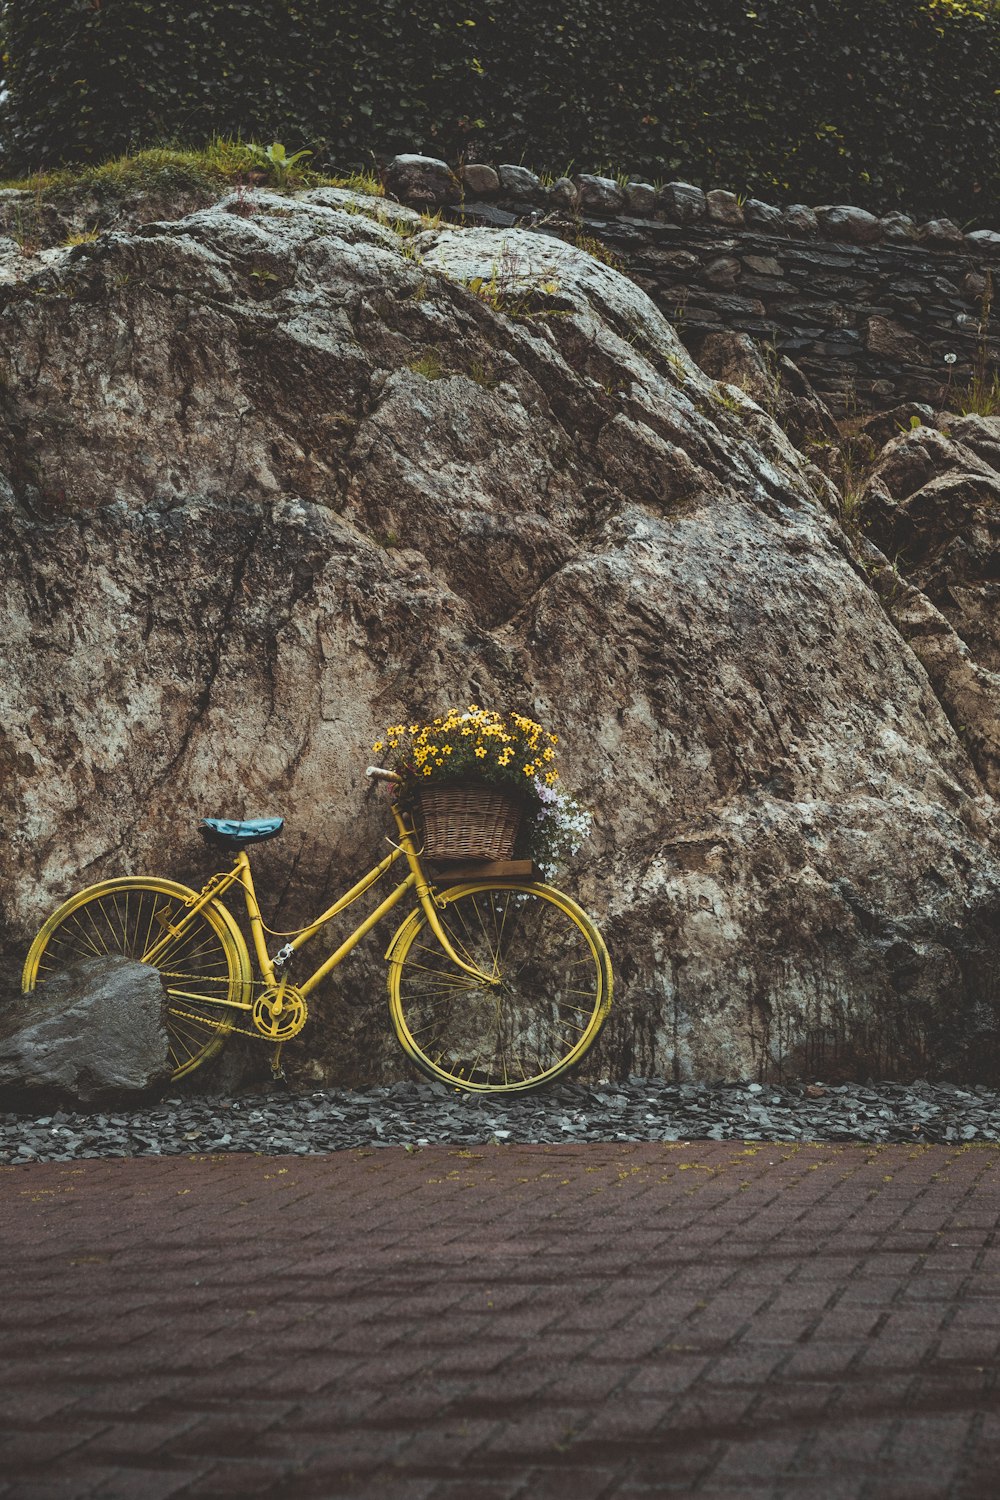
top-left (366, 765), bottom-right (399, 781)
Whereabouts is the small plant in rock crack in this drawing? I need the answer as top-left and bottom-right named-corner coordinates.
top-left (12, 205), bottom-right (42, 256)
top-left (248, 267), bottom-right (280, 294)
top-left (465, 243), bottom-right (565, 321)
top-left (227, 178), bottom-right (262, 217)
top-left (466, 360), bottom-right (498, 389)
top-left (61, 226), bottom-right (100, 247)
top-left (574, 234), bottom-right (626, 271)
top-left (409, 352), bottom-right (446, 380)
top-left (709, 385), bottom-right (744, 414)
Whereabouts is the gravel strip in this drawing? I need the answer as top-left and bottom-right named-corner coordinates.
top-left (3, 1077), bottom-right (1000, 1163)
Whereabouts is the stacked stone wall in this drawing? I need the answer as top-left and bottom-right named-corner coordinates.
top-left (387, 155), bottom-right (1000, 416)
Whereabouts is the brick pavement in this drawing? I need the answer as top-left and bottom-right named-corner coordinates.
top-left (2, 1141), bottom-right (1000, 1499)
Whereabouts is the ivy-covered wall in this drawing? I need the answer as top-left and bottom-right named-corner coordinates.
top-left (1, 1), bottom-right (998, 223)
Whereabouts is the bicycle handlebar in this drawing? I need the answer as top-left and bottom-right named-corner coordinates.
top-left (366, 765), bottom-right (401, 783)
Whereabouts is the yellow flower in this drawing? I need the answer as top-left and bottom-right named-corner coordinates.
top-left (545, 771), bottom-right (557, 784)
top-left (423, 766), bottom-right (432, 776)
top-left (475, 746), bottom-right (487, 758)
top-left (372, 740), bottom-right (384, 753)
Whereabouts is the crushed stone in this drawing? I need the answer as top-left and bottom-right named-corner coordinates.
top-left (2, 1077), bottom-right (1000, 1163)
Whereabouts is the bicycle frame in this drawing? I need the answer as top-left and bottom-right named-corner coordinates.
top-left (149, 801), bottom-right (499, 998)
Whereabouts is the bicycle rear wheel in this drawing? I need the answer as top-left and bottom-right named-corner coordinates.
top-left (387, 881), bottom-right (612, 1093)
top-left (22, 878), bottom-right (252, 1079)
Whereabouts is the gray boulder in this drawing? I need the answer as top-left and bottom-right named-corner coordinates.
top-left (692, 330), bottom-right (840, 453)
top-left (815, 204), bottom-right (883, 244)
top-left (706, 190), bottom-right (745, 227)
top-left (782, 204), bottom-right (819, 237)
top-left (497, 164), bottom-right (543, 200)
top-left (573, 174), bottom-right (625, 215)
top-left (919, 218), bottom-right (965, 248)
top-left (857, 417), bottom-right (1000, 793)
top-left (881, 211), bottom-right (920, 243)
top-left (0, 957), bottom-right (172, 1104)
top-left (550, 176), bottom-right (579, 209)
top-left (658, 181), bottom-right (706, 224)
top-left (743, 198), bottom-right (784, 231)
top-left (624, 181), bottom-right (657, 216)
top-left (384, 154), bottom-right (460, 206)
top-left (460, 163), bottom-right (500, 198)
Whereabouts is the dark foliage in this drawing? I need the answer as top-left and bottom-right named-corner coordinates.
top-left (1, 1), bottom-right (997, 221)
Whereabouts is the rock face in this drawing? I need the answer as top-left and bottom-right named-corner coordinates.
top-left (2, 185), bottom-right (1000, 1086)
top-left (0, 957), bottom-right (171, 1103)
top-left (856, 417), bottom-right (1000, 800)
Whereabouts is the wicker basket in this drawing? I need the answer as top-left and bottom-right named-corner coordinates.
top-left (417, 782), bottom-right (525, 862)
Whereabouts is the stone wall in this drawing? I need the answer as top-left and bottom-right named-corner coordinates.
top-left (387, 155), bottom-right (1000, 417)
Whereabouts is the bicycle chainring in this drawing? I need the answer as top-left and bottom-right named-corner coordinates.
top-left (251, 984), bottom-right (308, 1041)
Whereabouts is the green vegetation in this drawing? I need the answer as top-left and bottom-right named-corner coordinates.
top-left (244, 141), bottom-right (313, 188)
top-left (408, 352), bottom-right (447, 380)
top-left (0, 138), bottom-right (373, 199)
top-left (955, 271), bottom-right (1000, 417)
top-left (573, 236), bottom-right (626, 271)
top-left (958, 371), bottom-right (1000, 417)
top-left (1, 2), bottom-right (997, 222)
top-left (463, 255), bottom-right (567, 323)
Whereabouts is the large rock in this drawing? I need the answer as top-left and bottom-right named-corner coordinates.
top-left (1, 186), bottom-right (999, 1086)
top-left (0, 957), bottom-right (171, 1103)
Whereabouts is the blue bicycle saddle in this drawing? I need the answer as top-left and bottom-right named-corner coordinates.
top-left (201, 817), bottom-right (284, 847)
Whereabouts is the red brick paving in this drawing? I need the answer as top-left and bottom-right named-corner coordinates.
top-left (2, 1141), bottom-right (1000, 1498)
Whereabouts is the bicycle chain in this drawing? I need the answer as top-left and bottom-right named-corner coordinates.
top-left (167, 1002), bottom-right (277, 1043)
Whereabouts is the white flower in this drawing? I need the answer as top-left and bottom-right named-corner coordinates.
top-left (528, 779), bottom-right (593, 878)
top-left (943, 353), bottom-right (957, 365)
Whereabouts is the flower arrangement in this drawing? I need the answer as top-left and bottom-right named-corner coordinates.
top-left (371, 705), bottom-right (592, 873)
top-left (372, 705), bottom-right (559, 805)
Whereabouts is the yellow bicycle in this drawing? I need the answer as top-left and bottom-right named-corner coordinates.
top-left (21, 768), bottom-right (612, 1094)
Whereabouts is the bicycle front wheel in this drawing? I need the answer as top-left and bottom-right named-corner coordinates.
top-left (387, 881), bottom-right (612, 1093)
top-left (22, 878), bottom-right (252, 1080)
